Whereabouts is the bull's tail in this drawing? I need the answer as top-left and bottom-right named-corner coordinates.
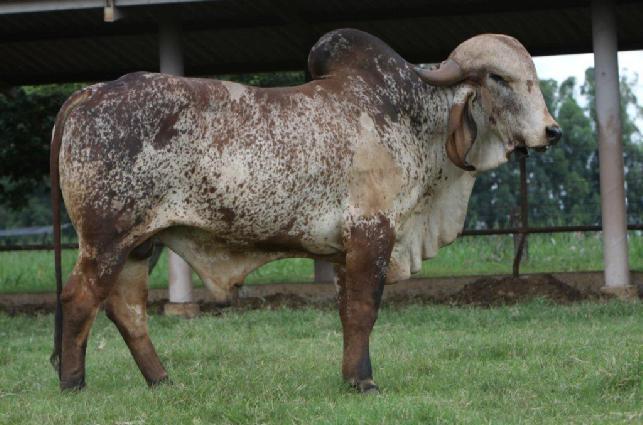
top-left (49, 89), bottom-right (91, 378)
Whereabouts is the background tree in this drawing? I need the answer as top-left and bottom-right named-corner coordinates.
top-left (0, 84), bottom-right (84, 229)
top-left (0, 85), bottom-right (79, 209)
top-left (581, 68), bottom-right (643, 224)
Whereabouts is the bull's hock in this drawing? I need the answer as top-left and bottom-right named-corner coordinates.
top-left (163, 302), bottom-right (200, 318)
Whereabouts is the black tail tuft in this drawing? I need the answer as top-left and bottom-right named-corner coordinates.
top-left (50, 299), bottom-right (62, 376)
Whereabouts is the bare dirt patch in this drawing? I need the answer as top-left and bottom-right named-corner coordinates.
top-left (0, 302), bottom-right (52, 316)
top-left (233, 293), bottom-right (315, 310)
top-left (448, 274), bottom-right (587, 307)
top-left (2, 272), bottom-right (637, 315)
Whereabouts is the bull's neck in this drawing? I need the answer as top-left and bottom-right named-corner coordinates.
top-left (409, 80), bottom-right (457, 142)
top-left (398, 78), bottom-right (463, 180)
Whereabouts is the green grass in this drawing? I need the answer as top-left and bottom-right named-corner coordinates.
top-left (1, 232), bottom-right (641, 293)
top-left (0, 301), bottom-right (641, 424)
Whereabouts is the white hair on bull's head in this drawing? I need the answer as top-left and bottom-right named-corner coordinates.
top-left (415, 34), bottom-right (561, 172)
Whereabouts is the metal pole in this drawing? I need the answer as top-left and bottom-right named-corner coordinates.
top-left (513, 155), bottom-right (528, 277)
top-left (591, 0), bottom-right (634, 299)
top-left (159, 16), bottom-right (199, 317)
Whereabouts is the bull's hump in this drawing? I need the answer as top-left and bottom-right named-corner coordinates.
top-left (308, 29), bottom-right (407, 80)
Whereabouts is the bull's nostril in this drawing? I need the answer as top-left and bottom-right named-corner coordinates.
top-left (546, 125), bottom-right (562, 144)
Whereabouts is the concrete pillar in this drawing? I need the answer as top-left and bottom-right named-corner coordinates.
top-left (168, 253), bottom-right (193, 300)
top-left (159, 17), bottom-right (184, 76)
top-left (591, 0), bottom-right (635, 299)
top-left (159, 16), bottom-right (200, 317)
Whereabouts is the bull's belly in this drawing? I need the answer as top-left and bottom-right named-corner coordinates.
top-left (156, 225), bottom-right (343, 303)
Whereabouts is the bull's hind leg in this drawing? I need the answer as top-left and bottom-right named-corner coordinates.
top-left (105, 256), bottom-right (168, 386)
top-left (59, 256), bottom-right (115, 390)
top-left (337, 215), bottom-right (395, 393)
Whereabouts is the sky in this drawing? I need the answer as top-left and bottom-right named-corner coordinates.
top-left (533, 50), bottom-right (643, 105)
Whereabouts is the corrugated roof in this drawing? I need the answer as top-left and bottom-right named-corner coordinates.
top-left (1, 0), bottom-right (643, 85)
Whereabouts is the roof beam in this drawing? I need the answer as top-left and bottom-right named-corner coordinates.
top-left (0, 0), bottom-right (214, 15)
top-left (303, 0), bottom-right (592, 24)
top-left (9, 35), bottom-right (643, 87)
top-left (0, 0), bottom-right (103, 14)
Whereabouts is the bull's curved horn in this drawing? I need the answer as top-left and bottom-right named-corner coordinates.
top-left (414, 59), bottom-right (465, 87)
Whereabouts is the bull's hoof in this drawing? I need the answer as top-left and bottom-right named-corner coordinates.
top-left (348, 378), bottom-right (380, 394)
top-left (360, 383), bottom-right (380, 394)
top-left (358, 380), bottom-right (380, 394)
top-left (60, 376), bottom-right (86, 392)
top-left (147, 375), bottom-right (172, 388)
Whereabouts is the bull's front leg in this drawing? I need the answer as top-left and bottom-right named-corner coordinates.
top-left (336, 214), bottom-right (395, 393)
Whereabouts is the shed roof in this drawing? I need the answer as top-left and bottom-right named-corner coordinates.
top-left (2, 0), bottom-right (643, 85)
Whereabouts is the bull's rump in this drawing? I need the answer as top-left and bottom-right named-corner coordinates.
top-left (59, 72), bottom-right (357, 253)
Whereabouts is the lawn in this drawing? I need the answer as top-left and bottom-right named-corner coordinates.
top-left (0, 301), bottom-right (641, 424)
top-left (1, 232), bottom-right (641, 293)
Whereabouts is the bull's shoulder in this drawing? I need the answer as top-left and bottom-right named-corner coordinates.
top-left (308, 28), bottom-right (409, 80)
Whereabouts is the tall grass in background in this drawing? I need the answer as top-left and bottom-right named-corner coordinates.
top-left (0, 232), bottom-right (641, 293)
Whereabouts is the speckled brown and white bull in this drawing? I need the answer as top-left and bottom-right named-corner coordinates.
top-left (50, 29), bottom-right (561, 392)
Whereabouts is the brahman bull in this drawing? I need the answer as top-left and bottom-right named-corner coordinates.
top-left (50, 29), bottom-right (560, 392)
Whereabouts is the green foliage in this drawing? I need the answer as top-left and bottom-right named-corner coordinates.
top-left (581, 69), bottom-right (643, 223)
top-left (0, 189), bottom-right (50, 232)
top-left (220, 71), bottom-right (305, 87)
top-left (0, 302), bottom-right (641, 424)
top-left (0, 84), bottom-right (82, 209)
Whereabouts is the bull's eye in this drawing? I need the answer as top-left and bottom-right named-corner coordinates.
top-left (489, 73), bottom-right (508, 86)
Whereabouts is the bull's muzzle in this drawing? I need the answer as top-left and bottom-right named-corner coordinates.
top-left (545, 125), bottom-right (562, 145)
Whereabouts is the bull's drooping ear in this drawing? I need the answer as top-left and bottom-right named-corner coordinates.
top-left (446, 89), bottom-right (477, 171)
top-left (414, 59), bottom-right (465, 86)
